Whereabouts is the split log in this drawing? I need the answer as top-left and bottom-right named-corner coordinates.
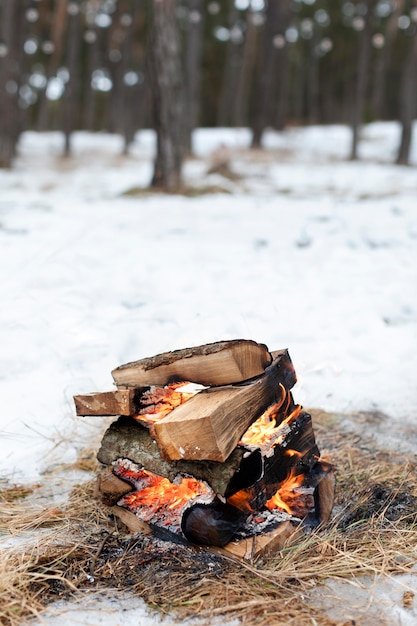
top-left (314, 467), bottom-right (335, 524)
top-left (111, 339), bottom-right (272, 388)
top-left (94, 468), bottom-right (133, 506)
top-left (74, 389), bottom-right (136, 416)
top-left (106, 502), bottom-right (302, 562)
top-left (263, 411), bottom-right (321, 493)
top-left (96, 416), bottom-right (250, 497)
top-left (215, 520), bottom-right (303, 561)
top-left (150, 350), bottom-right (296, 462)
top-left (109, 505), bottom-right (152, 535)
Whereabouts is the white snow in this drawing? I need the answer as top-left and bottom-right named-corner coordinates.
top-left (0, 121), bottom-right (416, 625)
top-left (0, 122), bottom-right (416, 482)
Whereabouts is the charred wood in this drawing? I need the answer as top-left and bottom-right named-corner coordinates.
top-left (150, 350), bottom-right (296, 462)
top-left (97, 416), bottom-right (248, 497)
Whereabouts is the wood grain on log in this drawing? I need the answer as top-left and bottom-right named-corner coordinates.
top-left (109, 505), bottom-right (152, 535)
top-left (74, 389), bottom-right (135, 416)
top-left (150, 350), bottom-right (296, 463)
top-left (214, 520), bottom-right (303, 561)
top-left (104, 501), bottom-right (302, 561)
top-left (315, 468), bottom-right (336, 524)
top-left (111, 339), bottom-right (272, 388)
top-left (94, 468), bottom-right (133, 506)
top-left (96, 416), bottom-right (249, 497)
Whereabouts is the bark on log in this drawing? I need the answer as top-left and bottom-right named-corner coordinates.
top-left (96, 416), bottom-right (248, 497)
top-left (111, 339), bottom-right (272, 388)
top-left (150, 350), bottom-right (296, 462)
top-left (74, 389), bottom-right (136, 416)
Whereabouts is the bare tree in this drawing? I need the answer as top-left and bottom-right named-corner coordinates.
top-left (350, 0), bottom-right (377, 160)
top-left (148, 0), bottom-right (185, 190)
top-left (36, 0), bottom-right (69, 131)
top-left (217, 2), bottom-right (241, 128)
top-left (371, 0), bottom-right (404, 119)
top-left (397, 17), bottom-right (417, 165)
top-left (63, 1), bottom-right (82, 156)
top-left (184, 0), bottom-right (204, 154)
top-left (0, 0), bottom-right (30, 168)
top-left (251, 0), bottom-right (281, 148)
top-left (234, 8), bottom-right (261, 128)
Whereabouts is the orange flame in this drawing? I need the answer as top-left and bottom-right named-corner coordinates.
top-left (265, 455), bottom-right (314, 517)
top-left (240, 384), bottom-right (302, 454)
top-left (117, 467), bottom-right (213, 526)
top-left (134, 382), bottom-right (205, 426)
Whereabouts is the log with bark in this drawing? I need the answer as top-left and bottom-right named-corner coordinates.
top-left (148, 349), bottom-right (295, 462)
top-left (111, 339), bottom-right (272, 388)
top-left (96, 415), bottom-right (248, 496)
top-left (74, 389), bottom-right (137, 417)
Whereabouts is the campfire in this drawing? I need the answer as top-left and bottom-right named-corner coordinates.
top-left (75, 340), bottom-right (335, 560)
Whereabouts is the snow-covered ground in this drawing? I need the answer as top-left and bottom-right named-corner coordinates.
top-left (0, 122), bottom-right (416, 624)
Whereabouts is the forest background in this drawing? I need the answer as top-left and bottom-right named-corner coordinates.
top-left (0, 0), bottom-right (416, 184)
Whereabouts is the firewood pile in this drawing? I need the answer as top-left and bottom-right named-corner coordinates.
top-left (74, 339), bottom-right (335, 561)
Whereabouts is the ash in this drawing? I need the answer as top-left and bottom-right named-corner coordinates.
top-left (234, 508), bottom-right (300, 539)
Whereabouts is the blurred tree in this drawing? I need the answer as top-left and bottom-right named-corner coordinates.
top-left (64, 1), bottom-right (83, 156)
top-left (234, 7), bottom-right (260, 128)
top-left (0, 0), bottom-right (415, 170)
top-left (184, 0), bottom-right (204, 154)
top-left (36, 0), bottom-right (69, 131)
top-left (350, 0), bottom-right (378, 160)
top-left (251, 0), bottom-right (280, 148)
top-left (216, 0), bottom-right (240, 127)
top-left (397, 5), bottom-right (417, 165)
top-left (0, 0), bottom-right (30, 167)
top-left (148, 0), bottom-right (185, 190)
top-left (371, 0), bottom-right (404, 120)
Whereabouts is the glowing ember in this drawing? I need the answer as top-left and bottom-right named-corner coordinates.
top-left (239, 384), bottom-right (302, 455)
top-left (114, 461), bottom-right (213, 528)
top-left (266, 465), bottom-right (314, 517)
top-left (134, 381), bottom-right (206, 426)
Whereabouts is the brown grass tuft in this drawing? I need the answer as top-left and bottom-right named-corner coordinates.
top-left (0, 410), bottom-right (416, 625)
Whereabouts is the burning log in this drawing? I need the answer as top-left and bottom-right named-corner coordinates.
top-left (76, 340), bottom-right (335, 558)
top-left (111, 339), bottom-right (272, 387)
top-left (94, 467), bottom-right (133, 506)
top-left (97, 415), bottom-right (252, 496)
top-left (149, 350), bottom-right (296, 462)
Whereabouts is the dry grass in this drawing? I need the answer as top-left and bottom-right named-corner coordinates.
top-left (0, 410), bottom-right (416, 626)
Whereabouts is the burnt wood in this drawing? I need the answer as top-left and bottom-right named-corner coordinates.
top-left (95, 468), bottom-right (133, 506)
top-left (111, 339), bottom-right (272, 388)
top-left (263, 411), bottom-right (320, 498)
top-left (150, 350), bottom-right (296, 462)
top-left (96, 415), bottom-right (249, 497)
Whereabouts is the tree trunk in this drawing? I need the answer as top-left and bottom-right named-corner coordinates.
top-left (148, 0), bottom-right (185, 191)
top-left (234, 9), bottom-right (260, 128)
top-left (217, 2), bottom-right (241, 128)
top-left (0, 0), bottom-right (31, 168)
top-left (251, 0), bottom-right (280, 148)
top-left (275, 0), bottom-right (292, 130)
top-left (63, 2), bottom-right (82, 156)
top-left (36, 0), bottom-right (69, 131)
top-left (350, 0), bottom-right (377, 160)
top-left (396, 22), bottom-right (417, 165)
top-left (184, 0), bottom-right (204, 154)
top-left (371, 0), bottom-right (403, 120)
